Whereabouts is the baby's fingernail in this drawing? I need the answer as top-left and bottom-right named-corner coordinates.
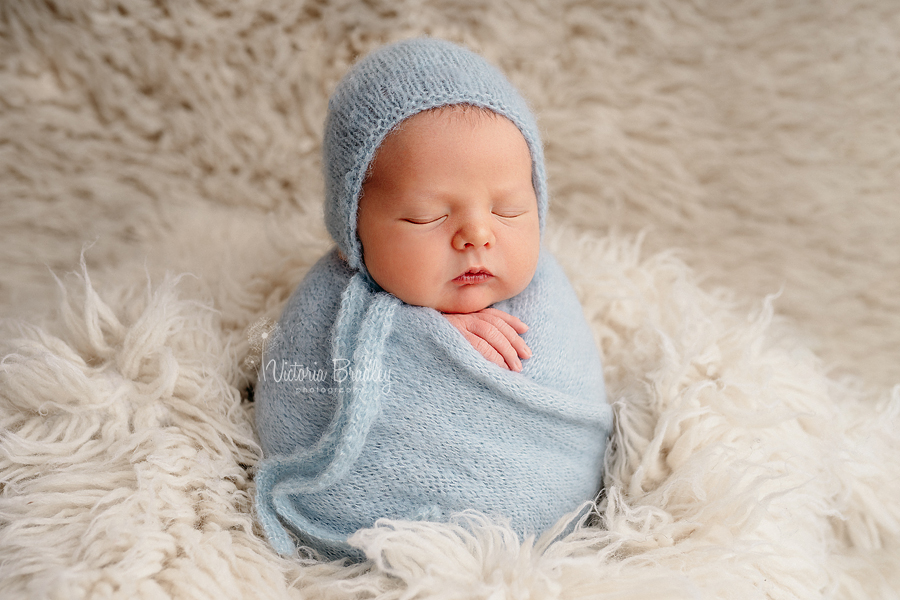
top-left (522, 345), bottom-right (532, 359)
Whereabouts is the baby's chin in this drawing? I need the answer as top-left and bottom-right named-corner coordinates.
top-left (432, 300), bottom-right (493, 315)
top-left (426, 290), bottom-right (512, 315)
top-left (386, 288), bottom-right (497, 314)
top-left (374, 274), bottom-right (525, 314)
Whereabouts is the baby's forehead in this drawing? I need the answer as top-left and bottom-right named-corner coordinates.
top-left (365, 105), bottom-right (523, 178)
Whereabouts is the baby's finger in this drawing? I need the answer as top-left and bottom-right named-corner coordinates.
top-left (479, 312), bottom-right (532, 360)
top-left (461, 331), bottom-right (508, 370)
top-left (467, 320), bottom-right (523, 372)
top-left (480, 308), bottom-right (528, 334)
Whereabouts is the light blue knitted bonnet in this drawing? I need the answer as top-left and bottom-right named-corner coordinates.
top-left (323, 37), bottom-right (549, 272)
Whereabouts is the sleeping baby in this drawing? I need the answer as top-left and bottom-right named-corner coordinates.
top-left (254, 38), bottom-right (613, 559)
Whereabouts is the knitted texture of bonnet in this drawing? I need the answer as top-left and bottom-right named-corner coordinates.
top-left (323, 37), bottom-right (548, 272)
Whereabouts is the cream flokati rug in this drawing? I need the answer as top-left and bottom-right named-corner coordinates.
top-left (1, 1), bottom-right (899, 598)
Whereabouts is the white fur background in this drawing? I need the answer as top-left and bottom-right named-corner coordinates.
top-left (1, 1), bottom-right (899, 598)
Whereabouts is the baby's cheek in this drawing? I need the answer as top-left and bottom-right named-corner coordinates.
top-left (381, 256), bottom-right (442, 307)
top-left (507, 232), bottom-right (540, 289)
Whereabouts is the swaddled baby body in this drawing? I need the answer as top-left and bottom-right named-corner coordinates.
top-left (254, 38), bottom-right (613, 559)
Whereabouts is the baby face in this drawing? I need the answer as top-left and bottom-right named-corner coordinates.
top-left (356, 108), bottom-right (541, 314)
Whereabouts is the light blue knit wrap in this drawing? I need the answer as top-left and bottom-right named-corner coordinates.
top-left (254, 249), bottom-right (612, 559)
top-left (323, 37), bottom-right (548, 272)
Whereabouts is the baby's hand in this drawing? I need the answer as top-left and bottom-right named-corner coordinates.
top-left (443, 308), bottom-right (532, 372)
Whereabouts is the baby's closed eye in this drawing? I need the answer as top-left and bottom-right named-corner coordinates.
top-left (491, 194), bottom-right (535, 219)
top-left (402, 215), bottom-right (448, 225)
top-left (492, 209), bottom-right (528, 219)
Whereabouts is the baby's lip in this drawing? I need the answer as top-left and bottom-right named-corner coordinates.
top-left (453, 267), bottom-right (494, 284)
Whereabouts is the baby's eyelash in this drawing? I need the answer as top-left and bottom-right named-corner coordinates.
top-left (403, 216), bottom-right (447, 225)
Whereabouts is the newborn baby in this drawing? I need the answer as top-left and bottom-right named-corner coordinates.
top-left (254, 38), bottom-right (613, 560)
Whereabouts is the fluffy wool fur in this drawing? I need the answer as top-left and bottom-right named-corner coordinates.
top-left (1, 1), bottom-right (899, 599)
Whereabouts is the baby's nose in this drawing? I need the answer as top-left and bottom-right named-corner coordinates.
top-left (452, 216), bottom-right (494, 250)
